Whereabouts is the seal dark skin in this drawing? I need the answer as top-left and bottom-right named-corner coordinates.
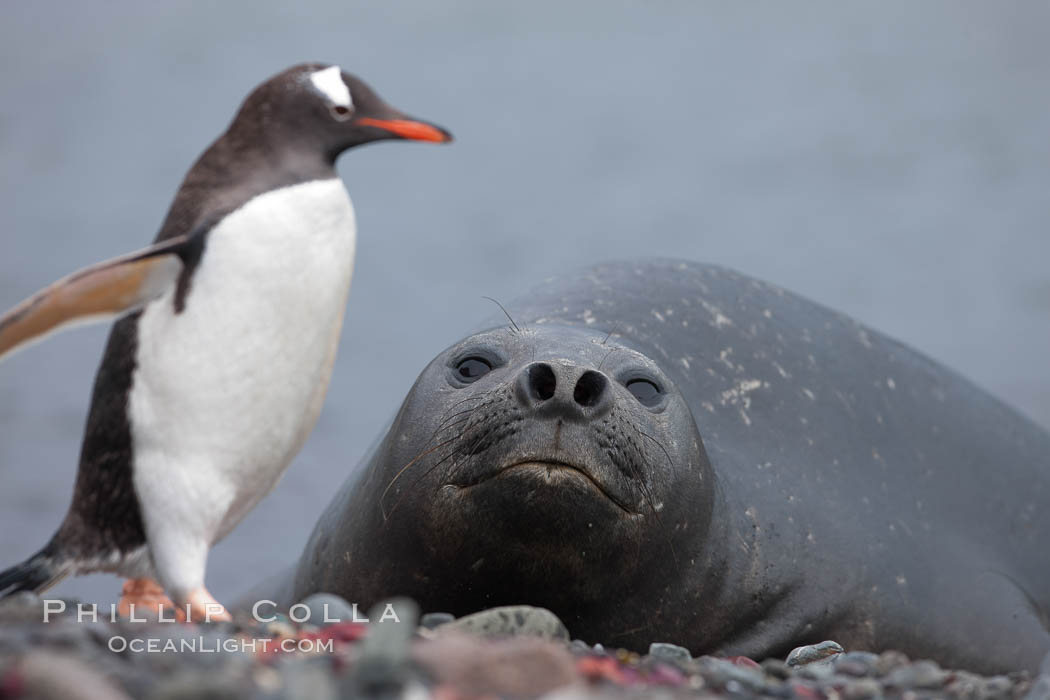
top-left (275, 260), bottom-right (1050, 674)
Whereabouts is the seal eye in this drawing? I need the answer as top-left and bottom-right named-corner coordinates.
top-left (626, 378), bottom-right (661, 406)
top-left (330, 104), bottom-right (353, 121)
top-left (456, 357), bottom-right (492, 382)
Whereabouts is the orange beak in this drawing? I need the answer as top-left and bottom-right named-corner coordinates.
top-left (356, 117), bottom-right (453, 143)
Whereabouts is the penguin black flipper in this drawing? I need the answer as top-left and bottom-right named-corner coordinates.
top-left (0, 549), bottom-right (62, 596)
top-left (0, 235), bottom-right (197, 362)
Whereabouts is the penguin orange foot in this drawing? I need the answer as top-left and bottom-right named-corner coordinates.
top-left (181, 587), bottom-right (232, 623)
top-left (117, 578), bottom-right (176, 620)
top-left (0, 63), bottom-right (452, 613)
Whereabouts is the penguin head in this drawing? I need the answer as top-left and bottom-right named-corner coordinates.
top-left (229, 63), bottom-right (452, 164)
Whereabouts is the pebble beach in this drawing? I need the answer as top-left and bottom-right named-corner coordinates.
top-left (0, 593), bottom-right (1043, 700)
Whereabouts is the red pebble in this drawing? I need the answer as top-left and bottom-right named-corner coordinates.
top-left (648, 663), bottom-right (687, 686)
top-left (0, 669), bottom-right (25, 699)
top-left (319, 622), bottom-right (369, 644)
top-left (791, 682), bottom-right (823, 700)
top-left (726, 655), bottom-right (761, 669)
top-left (577, 656), bottom-right (632, 685)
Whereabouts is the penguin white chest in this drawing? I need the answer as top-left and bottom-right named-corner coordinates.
top-left (129, 178), bottom-right (356, 541)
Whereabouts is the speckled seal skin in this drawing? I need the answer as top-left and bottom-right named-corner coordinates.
top-left (272, 259), bottom-right (1050, 674)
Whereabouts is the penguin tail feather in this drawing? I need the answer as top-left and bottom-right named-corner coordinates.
top-left (0, 545), bottom-right (71, 598)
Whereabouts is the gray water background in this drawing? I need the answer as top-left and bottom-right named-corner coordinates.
top-left (1, 2), bottom-right (1048, 605)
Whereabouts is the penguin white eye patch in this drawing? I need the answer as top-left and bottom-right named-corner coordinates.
top-left (310, 66), bottom-right (353, 109)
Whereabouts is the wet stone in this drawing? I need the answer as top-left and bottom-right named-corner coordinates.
top-left (755, 682), bottom-right (793, 699)
top-left (414, 635), bottom-right (577, 698)
top-left (884, 660), bottom-right (950, 689)
top-left (361, 598), bottom-right (419, 663)
top-left (19, 650), bottom-right (132, 700)
top-left (874, 650), bottom-right (910, 676)
top-left (648, 642), bottom-right (691, 665)
top-left (148, 669), bottom-right (253, 700)
top-left (291, 593), bottom-right (358, 626)
top-left (435, 605), bottom-right (569, 642)
top-left (980, 675), bottom-right (1017, 700)
top-left (835, 651), bottom-right (880, 677)
top-left (786, 640), bottom-right (844, 668)
top-left (31, 621), bottom-right (99, 654)
top-left (797, 662), bottom-right (835, 681)
top-left (696, 656), bottom-right (767, 693)
top-left (760, 658), bottom-right (791, 680)
top-left (1023, 675), bottom-right (1050, 700)
top-left (0, 629), bottom-right (30, 655)
top-left (341, 598), bottom-right (422, 699)
top-left (280, 658), bottom-right (337, 700)
top-left (841, 677), bottom-right (884, 700)
top-left (569, 640), bottom-right (592, 654)
top-left (0, 592), bottom-right (50, 624)
top-left (420, 612), bottom-right (455, 630)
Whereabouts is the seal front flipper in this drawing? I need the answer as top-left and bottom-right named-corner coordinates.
top-left (0, 236), bottom-right (190, 361)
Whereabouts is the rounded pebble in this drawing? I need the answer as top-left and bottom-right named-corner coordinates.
top-left (696, 656), bottom-right (767, 693)
top-left (648, 642), bottom-right (691, 665)
top-left (292, 593), bottom-right (359, 626)
top-left (884, 660), bottom-right (949, 689)
top-left (760, 658), bottom-right (791, 680)
top-left (980, 674), bottom-right (1015, 700)
top-left (0, 599), bottom-right (1037, 699)
top-left (420, 612), bottom-right (455, 629)
top-left (874, 650), bottom-right (910, 675)
top-left (835, 651), bottom-right (880, 677)
top-left (842, 677), bottom-right (883, 700)
top-left (435, 605), bottom-right (569, 642)
top-left (786, 640), bottom-right (844, 668)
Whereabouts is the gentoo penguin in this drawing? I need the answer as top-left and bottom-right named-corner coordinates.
top-left (0, 63), bottom-right (451, 621)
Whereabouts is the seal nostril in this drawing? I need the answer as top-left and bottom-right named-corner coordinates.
top-left (574, 370), bottom-right (607, 408)
top-left (528, 363), bottom-right (556, 401)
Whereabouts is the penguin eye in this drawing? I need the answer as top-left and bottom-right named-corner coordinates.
top-left (330, 104), bottom-right (353, 121)
top-left (626, 378), bottom-right (661, 406)
top-left (456, 357), bottom-right (492, 382)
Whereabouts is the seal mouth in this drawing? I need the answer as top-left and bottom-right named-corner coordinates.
top-left (456, 459), bottom-right (638, 515)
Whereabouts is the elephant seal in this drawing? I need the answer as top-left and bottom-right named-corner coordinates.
top-left (277, 260), bottom-right (1050, 674)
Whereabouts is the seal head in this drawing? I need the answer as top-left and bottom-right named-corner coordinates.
top-left (296, 323), bottom-right (717, 621)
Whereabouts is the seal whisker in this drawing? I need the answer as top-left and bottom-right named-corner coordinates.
top-left (435, 380), bottom-right (510, 424)
top-left (392, 383), bottom-right (516, 511)
top-left (383, 421), bottom-right (491, 522)
top-left (430, 403), bottom-right (486, 436)
top-left (436, 392), bottom-right (493, 421)
top-left (378, 400), bottom-right (490, 505)
top-left (379, 434), bottom-right (467, 519)
top-left (620, 421), bottom-right (680, 570)
top-left (382, 447), bottom-right (463, 523)
top-left (623, 434), bottom-right (660, 516)
top-left (426, 384), bottom-right (510, 447)
top-left (428, 412), bottom-right (478, 443)
top-left (632, 424), bottom-right (678, 481)
top-left (386, 387), bottom-right (516, 522)
top-left (481, 296), bottom-right (521, 334)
